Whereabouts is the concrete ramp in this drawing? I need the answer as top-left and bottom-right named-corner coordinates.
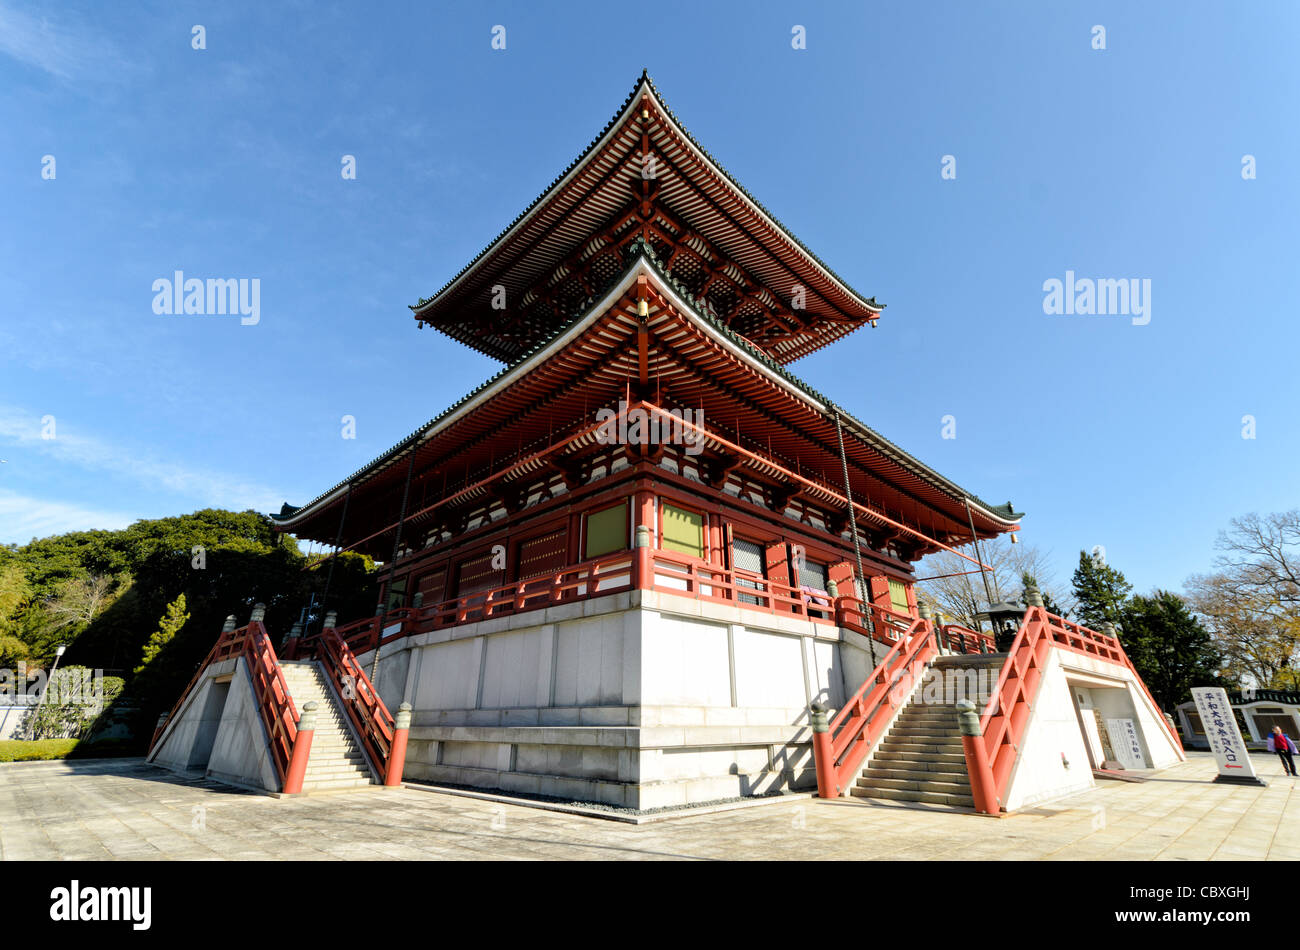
top-left (147, 656), bottom-right (281, 792)
top-left (1001, 646), bottom-right (1185, 811)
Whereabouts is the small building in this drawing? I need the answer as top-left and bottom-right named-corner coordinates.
top-left (1177, 690), bottom-right (1300, 749)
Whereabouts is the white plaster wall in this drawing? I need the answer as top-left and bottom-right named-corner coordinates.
top-left (1071, 687), bottom-right (1106, 767)
top-left (733, 626), bottom-right (806, 710)
top-left (1003, 651), bottom-right (1095, 811)
top-left (186, 679), bottom-right (231, 769)
top-left (639, 612), bottom-right (731, 707)
top-left (554, 613), bottom-right (626, 706)
top-left (411, 636), bottom-right (482, 711)
top-left (353, 592), bottom-right (854, 806)
top-left (832, 631), bottom-right (879, 714)
top-left (369, 648), bottom-right (410, 713)
top-left (0, 700), bottom-right (37, 741)
top-left (480, 628), bottom-right (548, 708)
top-left (149, 676), bottom-right (214, 771)
top-left (1090, 687), bottom-right (1150, 766)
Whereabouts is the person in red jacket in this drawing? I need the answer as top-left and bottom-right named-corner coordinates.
top-left (1268, 726), bottom-right (1298, 777)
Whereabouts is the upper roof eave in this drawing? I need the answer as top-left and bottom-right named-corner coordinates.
top-left (409, 71), bottom-right (884, 324)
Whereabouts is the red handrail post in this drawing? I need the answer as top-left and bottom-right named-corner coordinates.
top-left (283, 701), bottom-right (317, 795)
top-left (957, 699), bottom-right (999, 815)
top-left (809, 703), bottom-right (838, 798)
top-left (384, 702), bottom-right (413, 787)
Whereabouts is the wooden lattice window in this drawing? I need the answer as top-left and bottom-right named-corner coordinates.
top-left (457, 551), bottom-right (503, 597)
top-left (415, 568), bottom-right (446, 604)
top-left (518, 529), bottom-right (568, 581)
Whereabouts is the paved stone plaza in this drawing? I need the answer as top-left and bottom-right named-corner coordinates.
top-left (0, 752), bottom-right (1296, 861)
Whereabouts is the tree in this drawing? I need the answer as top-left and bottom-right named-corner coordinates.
top-left (917, 538), bottom-right (1071, 629)
top-left (0, 555), bottom-right (29, 635)
top-left (1120, 591), bottom-right (1222, 711)
top-left (21, 666), bottom-right (125, 740)
top-left (43, 573), bottom-right (120, 633)
top-left (1187, 510), bottom-right (1300, 691)
top-left (135, 594), bottom-right (189, 676)
top-left (0, 634), bottom-right (29, 667)
top-left (1071, 550), bottom-right (1133, 630)
top-left (0, 507), bottom-right (378, 745)
top-left (1021, 570), bottom-right (1066, 617)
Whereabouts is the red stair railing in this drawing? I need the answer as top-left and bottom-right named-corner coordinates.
top-left (304, 626), bottom-right (396, 780)
top-left (939, 623), bottom-right (996, 655)
top-left (811, 616), bottom-right (938, 798)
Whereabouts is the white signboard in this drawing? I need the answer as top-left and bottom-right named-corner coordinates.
top-left (1105, 718), bottom-right (1147, 770)
top-left (1191, 686), bottom-right (1259, 782)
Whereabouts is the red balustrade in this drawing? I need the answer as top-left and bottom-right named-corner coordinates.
top-left (648, 551), bottom-right (833, 620)
top-left (811, 617), bottom-right (938, 798)
top-left (835, 597), bottom-right (916, 646)
top-left (319, 550), bottom-right (846, 663)
top-left (302, 627), bottom-right (396, 778)
top-left (939, 623), bottom-right (996, 655)
top-left (319, 553), bottom-right (638, 658)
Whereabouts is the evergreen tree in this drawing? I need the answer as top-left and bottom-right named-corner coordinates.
top-left (1021, 571), bottom-right (1066, 617)
top-left (1120, 590), bottom-right (1222, 711)
top-left (135, 593), bottom-right (189, 676)
top-left (1071, 550), bottom-right (1133, 629)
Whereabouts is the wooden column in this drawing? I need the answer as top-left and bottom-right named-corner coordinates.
top-left (634, 486), bottom-right (655, 589)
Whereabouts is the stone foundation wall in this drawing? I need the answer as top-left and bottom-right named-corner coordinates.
top-left (356, 589), bottom-right (876, 807)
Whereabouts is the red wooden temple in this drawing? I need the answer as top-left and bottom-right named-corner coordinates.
top-left (149, 73), bottom-right (1184, 810)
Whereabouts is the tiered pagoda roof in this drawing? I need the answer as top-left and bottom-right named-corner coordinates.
top-left (410, 71), bottom-right (882, 366)
top-left (273, 74), bottom-right (1021, 562)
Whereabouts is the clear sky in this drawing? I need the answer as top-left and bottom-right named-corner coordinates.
top-left (1, 1), bottom-right (1296, 597)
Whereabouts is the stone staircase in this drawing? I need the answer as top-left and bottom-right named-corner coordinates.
top-left (277, 661), bottom-right (376, 792)
top-left (851, 652), bottom-right (1007, 808)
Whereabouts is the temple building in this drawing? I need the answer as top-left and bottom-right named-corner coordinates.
top-left (148, 73), bottom-right (1184, 812)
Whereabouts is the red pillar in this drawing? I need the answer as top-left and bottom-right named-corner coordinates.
top-left (810, 704), bottom-right (837, 798)
top-left (385, 702), bottom-right (413, 787)
top-left (956, 700), bottom-right (1000, 815)
top-left (283, 701), bottom-right (318, 795)
top-left (634, 488), bottom-right (654, 590)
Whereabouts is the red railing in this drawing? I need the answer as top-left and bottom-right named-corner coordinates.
top-left (299, 627), bottom-right (395, 776)
top-left (150, 621), bottom-right (299, 785)
top-left (648, 551), bottom-right (834, 620)
top-left (835, 597), bottom-right (916, 645)
top-left (939, 623), bottom-right (996, 655)
top-left (321, 553), bottom-right (638, 657)
top-left (969, 606), bottom-right (1184, 813)
top-left (811, 617), bottom-right (939, 798)
top-left (320, 549), bottom-right (848, 660)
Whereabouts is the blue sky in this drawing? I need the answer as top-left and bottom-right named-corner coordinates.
top-left (1, 1), bottom-right (1295, 598)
